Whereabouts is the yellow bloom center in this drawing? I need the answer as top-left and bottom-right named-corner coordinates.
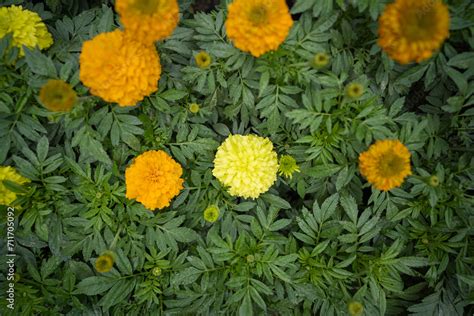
top-left (95, 254), bottom-right (114, 273)
top-left (350, 86), bottom-right (361, 95)
top-left (317, 55), bottom-right (327, 63)
top-left (429, 175), bottom-right (440, 187)
top-left (199, 55), bottom-right (209, 64)
top-left (248, 4), bottom-right (269, 25)
top-left (347, 83), bottom-right (364, 98)
top-left (400, 5), bottom-right (437, 41)
top-left (312, 52), bottom-right (330, 68)
top-left (195, 51), bottom-right (211, 68)
top-left (378, 152), bottom-right (406, 178)
top-left (131, 0), bottom-right (162, 14)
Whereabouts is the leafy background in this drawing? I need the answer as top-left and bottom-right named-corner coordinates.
top-left (0, 0), bottom-right (473, 315)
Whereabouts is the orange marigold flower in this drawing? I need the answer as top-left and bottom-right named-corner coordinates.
top-left (378, 0), bottom-right (450, 64)
top-left (125, 150), bottom-right (184, 210)
top-left (38, 79), bottom-right (77, 112)
top-left (359, 139), bottom-right (412, 191)
top-left (79, 30), bottom-right (161, 107)
top-left (115, 0), bottom-right (179, 43)
top-left (225, 0), bottom-right (293, 57)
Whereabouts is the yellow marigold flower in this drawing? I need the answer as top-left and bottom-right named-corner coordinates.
top-left (225, 0), bottom-right (293, 57)
top-left (348, 301), bottom-right (364, 316)
top-left (79, 30), bottom-right (161, 107)
top-left (195, 51), bottom-right (211, 69)
top-left (0, 166), bottom-right (29, 205)
top-left (95, 251), bottom-right (114, 273)
top-left (378, 0), bottom-right (450, 64)
top-left (278, 155), bottom-right (300, 179)
top-left (359, 139), bottom-right (412, 191)
top-left (312, 52), bottom-right (330, 68)
top-left (115, 0), bottom-right (179, 43)
top-left (0, 5), bottom-right (53, 57)
top-left (213, 134), bottom-right (278, 199)
top-left (203, 205), bottom-right (220, 223)
top-left (346, 82), bottom-right (364, 99)
top-left (125, 150), bottom-right (184, 210)
top-left (189, 102), bottom-right (200, 113)
top-left (38, 79), bottom-right (77, 112)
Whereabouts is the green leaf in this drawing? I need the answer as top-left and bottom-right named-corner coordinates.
top-left (36, 136), bottom-right (49, 162)
top-left (340, 194), bottom-right (358, 223)
top-left (97, 6), bottom-right (114, 33)
top-left (98, 279), bottom-right (136, 309)
top-left (306, 164), bottom-right (341, 178)
top-left (74, 276), bottom-right (117, 295)
top-left (115, 249), bottom-right (133, 275)
top-left (234, 202), bottom-right (256, 212)
top-left (269, 219), bottom-right (292, 231)
top-left (447, 52), bottom-right (474, 69)
top-left (321, 193), bottom-right (339, 222)
top-left (399, 257), bottom-right (429, 267)
top-left (160, 89), bottom-right (188, 101)
top-left (168, 227), bottom-right (198, 243)
top-left (171, 267), bottom-right (202, 286)
top-left (446, 67), bottom-right (468, 95)
top-left (239, 293), bottom-right (253, 316)
top-left (24, 48), bottom-right (57, 77)
top-left (261, 193), bottom-right (291, 209)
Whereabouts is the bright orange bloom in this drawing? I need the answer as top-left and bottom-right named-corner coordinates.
top-left (125, 150), bottom-right (184, 210)
top-left (225, 0), bottom-right (293, 57)
top-left (115, 0), bottom-right (179, 43)
top-left (79, 30), bottom-right (161, 107)
top-left (359, 139), bottom-right (411, 191)
top-left (378, 0), bottom-right (450, 64)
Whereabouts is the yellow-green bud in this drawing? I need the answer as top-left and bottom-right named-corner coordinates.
top-left (348, 301), bottom-right (364, 316)
top-left (203, 205), bottom-right (220, 223)
top-left (152, 267), bottom-right (162, 276)
top-left (312, 52), bottom-right (330, 68)
top-left (246, 254), bottom-right (255, 263)
top-left (189, 103), bottom-right (200, 114)
top-left (346, 83), bottom-right (364, 99)
top-left (429, 175), bottom-right (440, 187)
